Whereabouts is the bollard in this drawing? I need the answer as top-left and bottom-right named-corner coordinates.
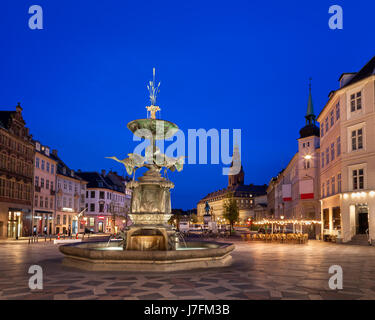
top-left (28, 237), bottom-right (31, 244)
top-left (76, 233), bottom-right (78, 240)
top-left (57, 233), bottom-right (60, 240)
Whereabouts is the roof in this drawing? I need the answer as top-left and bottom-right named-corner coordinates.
top-left (0, 111), bottom-right (15, 129)
top-left (199, 184), bottom-right (267, 203)
top-left (318, 55), bottom-right (375, 119)
top-left (299, 123), bottom-right (320, 139)
top-left (341, 56), bottom-right (375, 89)
top-left (49, 152), bottom-right (86, 183)
top-left (75, 171), bottom-right (126, 193)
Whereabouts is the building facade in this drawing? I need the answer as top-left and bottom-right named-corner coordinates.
top-left (0, 104), bottom-right (34, 238)
top-left (318, 56), bottom-right (375, 244)
top-left (197, 145), bottom-right (267, 223)
top-left (32, 141), bottom-right (57, 235)
top-left (267, 87), bottom-right (321, 237)
top-left (76, 170), bottom-right (131, 233)
top-left (50, 150), bottom-right (87, 235)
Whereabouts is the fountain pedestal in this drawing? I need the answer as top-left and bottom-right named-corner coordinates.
top-left (125, 165), bottom-right (176, 250)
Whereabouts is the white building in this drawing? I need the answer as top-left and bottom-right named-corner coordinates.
top-left (318, 55), bottom-right (375, 244)
top-left (76, 170), bottom-right (131, 233)
top-left (267, 85), bottom-right (321, 237)
top-left (50, 150), bottom-right (87, 235)
top-left (33, 141), bottom-right (57, 235)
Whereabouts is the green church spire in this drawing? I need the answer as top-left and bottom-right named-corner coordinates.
top-left (305, 78), bottom-right (316, 125)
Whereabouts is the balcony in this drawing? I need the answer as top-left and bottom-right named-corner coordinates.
top-left (50, 189), bottom-right (56, 196)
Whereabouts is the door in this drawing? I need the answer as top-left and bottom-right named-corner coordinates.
top-left (358, 212), bottom-right (369, 234)
top-left (98, 222), bottom-right (103, 233)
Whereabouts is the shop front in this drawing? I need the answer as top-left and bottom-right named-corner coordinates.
top-left (6, 208), bottom-right (32, 239)
top-left (33, 210), bottom-right (53, 235)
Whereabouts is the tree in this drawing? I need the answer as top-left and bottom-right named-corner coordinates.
top-left (223, 194), bottom-right (239, 235)
top-left (190, 214), bottom-right (198, 223)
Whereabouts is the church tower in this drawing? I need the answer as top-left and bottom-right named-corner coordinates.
top-left (228, 144), bottom-right (244, 187)
top-left (297, 81), bottom-right (320, 203)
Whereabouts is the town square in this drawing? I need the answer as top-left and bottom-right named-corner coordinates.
top-left (1, 0), bottom-right (375, 309)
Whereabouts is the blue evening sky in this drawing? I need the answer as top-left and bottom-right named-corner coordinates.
top-left (1, 1), bottom-right (374, 209)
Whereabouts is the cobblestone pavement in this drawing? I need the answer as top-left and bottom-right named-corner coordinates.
top-left (0, 240), bottom-right (374, 300)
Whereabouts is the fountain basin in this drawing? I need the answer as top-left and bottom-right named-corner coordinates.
top-left (59, 241), bottom-right (234, 272)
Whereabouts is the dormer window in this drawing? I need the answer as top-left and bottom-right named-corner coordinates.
top-left (45, 147), bottom-right (50, 156)
top-left (36, 142), bottom-right (40, 151)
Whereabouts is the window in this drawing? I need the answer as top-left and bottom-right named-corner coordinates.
top-left (46, 180), bottom-right (49, 190)
top-left (57, 215), bottom-right (60, 225)
top-left (331, 177), bottom-right (335, 194)
top-left (46, 162), bottom-right (50, 172)
top-left (99, 203), bottom-right (104, 212)
top-left (90, 203), bottom-right (95, 212)
top-left (321, 126), bottom-right (324, 137)
top-left (41, 178), bottom-right (44, 188)
top-left (350, 91), bottom-right (362, 112)
top-left (322, 183), bottom-right (325, 198)
top-left (63, 215), bottom-right (67, 225)
top-left (304, 159), bottom-right (310, 169)
top-left (63, 197), bottom-right (66, 207)
top-left (40, 196), bottom-right (43, 207)
top-left (337, 173), bottom-right (342, 193)
top-left (45, 197), bottom-right (48, 208)
top-left (351, 129), bottom-right (363, 151)
top-left (91, 191), bottom-right (95, 198)
top-left (336, 102), bottom-right (340, 120)
top-left (326, 180), bottom-right (330, 196)
top-left (36, 158), bottom-right (40, 168)
top-left (99, 191), bottom-right (105, 199)
top-left (325, 117), bottom-right (329, 132)
top-left (51, 164), bottom-right (54, 174)
top-left (331, 143), bottom-right (335, 161)
top-left (330, 110), bottom-right (334, 126)
top-left (337, 137), bottom-right (341, 156)
top-left (326, 148), bottom-right (329, 165)
top-left (41, 160), bottom-right (45, 170)
top-left (321, 152), bottom-right (324, 168)
top-left (50, 181), bottom-right (53, 191)
top-left (35, 176), bottom-right (39, 186)
top-left (34, 195), bottom-right (38, 206)
top-left (353, 169), bottom-right (364, 190)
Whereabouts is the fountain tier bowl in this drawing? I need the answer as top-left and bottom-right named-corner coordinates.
top-left (59, 241), bottom-right (234, 272)
top-left (127, 119), bottom-right (179, 140)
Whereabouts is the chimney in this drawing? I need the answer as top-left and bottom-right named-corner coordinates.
top-left (101, 169), bottom-right (106, 176)
top-left (52, 149), bottom-right (58, 156)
